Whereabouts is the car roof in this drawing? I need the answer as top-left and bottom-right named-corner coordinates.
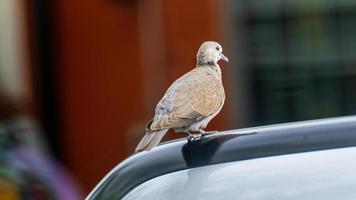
top-left (86, 116), bottom-right (356, 200)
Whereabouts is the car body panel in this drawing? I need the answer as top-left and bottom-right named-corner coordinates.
top-left (123, 146), bottom-right (356, 200)
top-left (86, 116), bottom-right (356, 199)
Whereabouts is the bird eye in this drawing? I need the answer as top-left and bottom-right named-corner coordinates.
top-left (216, 46), bottom-right (220, 51)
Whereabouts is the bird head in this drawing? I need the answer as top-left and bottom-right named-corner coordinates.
top-left (196, 41), bottom-right (228, 66)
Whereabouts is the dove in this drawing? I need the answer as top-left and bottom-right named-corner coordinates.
top-left (135, 41), bottom-right (228, 152)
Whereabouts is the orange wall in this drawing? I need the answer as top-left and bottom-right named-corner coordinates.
top-left (54, 0), bottom-right (142, 191)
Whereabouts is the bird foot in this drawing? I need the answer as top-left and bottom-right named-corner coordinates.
top-left (186, 130), bottom-right (218, 142)
top-left (202, 130), bottom-right (218, 135)
top-left (198, 130), bottom-right (218, 138)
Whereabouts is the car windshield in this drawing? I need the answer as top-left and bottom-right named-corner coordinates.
top-left (123, 146), bottom-right (356, 200)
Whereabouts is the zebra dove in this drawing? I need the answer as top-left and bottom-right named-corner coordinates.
top-left (135, 41), bottom-right (228, 152)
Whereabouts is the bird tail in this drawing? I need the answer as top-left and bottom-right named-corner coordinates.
top-left (135, 129), bottom-right (168, 152)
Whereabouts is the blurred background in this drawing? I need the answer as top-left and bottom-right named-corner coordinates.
top-left (1, 0), bottom-right (356, 198)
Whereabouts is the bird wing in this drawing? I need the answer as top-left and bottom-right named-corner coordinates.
top-left (150, 68), bottom-right (225, 130)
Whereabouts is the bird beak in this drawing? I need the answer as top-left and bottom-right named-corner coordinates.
top-left (220, 53), bottom-right (229, 62)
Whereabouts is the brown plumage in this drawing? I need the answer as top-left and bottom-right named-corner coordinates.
top-left (135, 41), bottom-right (228, 152)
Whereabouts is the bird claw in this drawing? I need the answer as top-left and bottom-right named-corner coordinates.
top-left (186, 130), bottom-right (218, 143)
top-left (198, 130), bottom-right (217, 138)
top-left (202, 130), bottom-right (217, 135)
